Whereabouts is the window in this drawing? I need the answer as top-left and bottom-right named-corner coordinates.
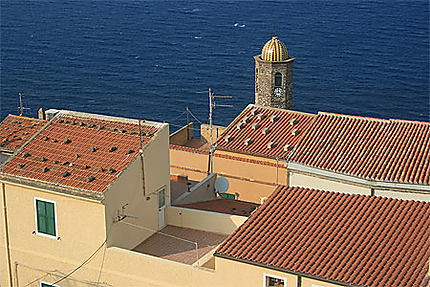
top-left (40, 281), bottom-right (59, 287)
top-left (264, 274), bottom-right (286, 287)
top-left (274, 72), bottom-right (282, 87)
top-left (35, 198), bottom-right (57, 238)
top-left (158, 187), bottom-right (166, 209)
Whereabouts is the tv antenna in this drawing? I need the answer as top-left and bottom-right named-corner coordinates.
top-left (17, 92), bottom-right (33, 116)
top-left (114, 203), bottom-right (138, 223)
top-left (208, 88), bottom-right (232, 173)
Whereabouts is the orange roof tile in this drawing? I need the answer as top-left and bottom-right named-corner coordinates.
top-left (1, 112), bottom-right (161, 194)
top-left (0, 115), bottom-right (46, 152)
top-left (216, 186), bottom-right (430, 287)
top-left (215, 104), bottom-right (316, 159)
top-left (176, 199), bottom-right (259, 216)
top-left (290, 113), bottom-right (430, 185)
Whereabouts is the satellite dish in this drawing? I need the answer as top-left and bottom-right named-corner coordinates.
top-left (215, 177), bottom-right (229, 194)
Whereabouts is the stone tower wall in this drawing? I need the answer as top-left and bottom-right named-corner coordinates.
top-left (254, 56), bottom-right (295, 109)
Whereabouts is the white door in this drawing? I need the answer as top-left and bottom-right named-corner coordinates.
top-left (158, 187), bottom-right (166, 230)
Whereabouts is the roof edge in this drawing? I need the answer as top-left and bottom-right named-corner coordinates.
top-left (318, 111), bottom-right (430, 124)
top-left (251, 104), bottom-right (317, 117)
top-left (0, 173), bottom-right (104, 201)
top-left (59, 110), bottom-right (167, 129)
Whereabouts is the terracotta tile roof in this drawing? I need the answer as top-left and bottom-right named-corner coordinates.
top-left (216, 186), bottom-right (430, 287)
top-left (0, 115), bottom-right (46, 152)
top-left (175, 199), bottom-right (259, 216)
top-left (214, 153), bottom-right (286, 168)
top-left (216, 104), bottom-right (316, 159)
top-left (1, 112), bottom-right (161, 193)
top-left (290, 112), bottom-right (430, 185)
top-left (170, 143), bottom-right (209, 155)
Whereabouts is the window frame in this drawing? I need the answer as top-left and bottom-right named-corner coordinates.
top-left (263, 273), bottom-right (287, 287)
top-left (40, 280), bottom-right (60, 287)
top-left (274, 72), bottom-right (283, 87)
top-left (34, 197), bottom-right (58, 240)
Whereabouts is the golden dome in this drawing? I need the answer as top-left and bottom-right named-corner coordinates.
top-left (261, 36), bottom-right (288, 61)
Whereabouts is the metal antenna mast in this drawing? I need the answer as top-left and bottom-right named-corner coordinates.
top-left (208, 88), bottom-right (232, 173)
top-left (18, 93), bottom-right (31, 116)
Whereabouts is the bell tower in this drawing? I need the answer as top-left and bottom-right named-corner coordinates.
top-left (254, 36), bottom-right (295, 109)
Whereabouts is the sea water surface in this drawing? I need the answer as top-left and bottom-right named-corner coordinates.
top-left (1, 0), bottom-right (429, 128)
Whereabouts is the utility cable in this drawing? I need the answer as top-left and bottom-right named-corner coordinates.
top-left (187, 108), bottom-right (204, 124)
top-left (51, 238), bottom-right (107, 285)
top-left (18, 262), bottom-right (112, 287)
top-left (51, 224), bottom-right (114, 286)
top-left (96, 243), bottom-right (108, 286)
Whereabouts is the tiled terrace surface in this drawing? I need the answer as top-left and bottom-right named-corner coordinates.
top-left (1, 112), bottom-right (161, 193)
top-left (216, 104), bottom-right (316, 159)
top-left (216, 186), bottom-right (430, 287)
top-left (0, 115), bottom-right (46, 152)
top-left (133, 225), bottom-right (227, 265)
top-left (290, 113), bottom-right (430, 185)
top-left (176, 199), bottom-right (259, 216)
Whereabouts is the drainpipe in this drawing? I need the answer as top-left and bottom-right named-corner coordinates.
top-left (2, 183), bottom-right (13, 286)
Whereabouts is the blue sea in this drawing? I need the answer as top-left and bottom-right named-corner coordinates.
top-left (1, 0), bottom-right (429, 129)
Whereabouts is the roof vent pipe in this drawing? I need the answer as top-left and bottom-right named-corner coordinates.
top-left (270, 115), bottom-right (279, 123)
top-left (291, 129), bottom-right (300, 136)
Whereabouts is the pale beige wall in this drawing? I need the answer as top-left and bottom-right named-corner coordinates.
top-left (0, 181), bottom-right (106, 287)
top-left (302, 277), bottom-right (344, 287)
top-left (289, 171), bottom-right (370, 195)
top-left (103, 157), bottom-right (159, 250)
top-left (173, 173), bottom-right (217, 205)
top-left (104, 124), bottom-right (170, 250)
top-left (170, 122), bottom-right (193, 145)
top-left (290, 171), bottom-right (430, 201)
top-left (167, 206), bottom-right (247, 235)
top-left (374, 189), bottom-right (430, 201)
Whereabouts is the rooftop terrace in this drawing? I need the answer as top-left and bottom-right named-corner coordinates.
top-left (133, 225), bottom-right (227, 265)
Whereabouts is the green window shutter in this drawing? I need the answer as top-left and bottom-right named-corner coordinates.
top-left (36, 200), bottom-right (56, 237)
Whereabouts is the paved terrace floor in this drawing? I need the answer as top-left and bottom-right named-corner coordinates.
top-left (132, 225), bottom-right (227, 265)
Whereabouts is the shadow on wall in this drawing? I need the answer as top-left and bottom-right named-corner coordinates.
top-left (173, 173), bottom-right (217, 205)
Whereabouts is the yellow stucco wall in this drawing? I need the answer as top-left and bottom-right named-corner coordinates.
top-left (0, 179), bottom-right (344, 287)
top-left (169, 148), bottom-right (285, 203)
top-left (0, 181), bottom-right (106, 287)
top-left (104, 124), bottom-right (171, 250)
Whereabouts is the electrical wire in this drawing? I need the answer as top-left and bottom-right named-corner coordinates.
top-left (96, 243), bottom-right (108, 286)
top-left (50, 238), bottom-right (107, 285)
top-left (23, 273), bottom-right (50, 287)
top-left (187, 108), bottom-right (204, 124)
top-left (17, 262), bottom-right (112, 287)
